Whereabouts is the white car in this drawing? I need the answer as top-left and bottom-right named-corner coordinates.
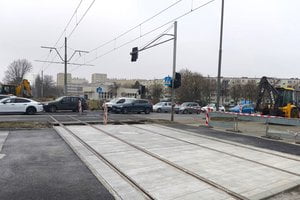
top-left (0, 97), bottom-right (44, 115)
top-left (201, 103), bottom-right (225, 112)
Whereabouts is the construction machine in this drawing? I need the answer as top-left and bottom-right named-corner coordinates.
top-left (255, 76), bottom-right (299, 118)
top-left (0, 79), bottom-right (32, 98)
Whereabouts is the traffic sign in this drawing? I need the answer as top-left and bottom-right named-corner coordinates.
top-left (96, 87), bottom-right (103, 93)
top-left (164, 76), bottom-right (172, 87)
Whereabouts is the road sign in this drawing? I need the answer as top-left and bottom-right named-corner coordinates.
top-left (96, 87), bottom-right (103, 93)
top-left (164, 76), bottom-right (172, 87)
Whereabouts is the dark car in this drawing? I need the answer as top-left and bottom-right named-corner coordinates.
top-left (43, 96), bottom-right (88, 112)
top-left (112, 99), bottom-right (152, 114)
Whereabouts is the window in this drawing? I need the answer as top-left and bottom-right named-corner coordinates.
top-left (61, 97), bottom-right (70, 103)
top-left (3, 98), bottom-right (15, 103)
top-left (15, 98), bottom-right (30, 103)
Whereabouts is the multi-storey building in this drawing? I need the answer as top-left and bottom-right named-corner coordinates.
top-left (91, 73), bottom-right (107, 84)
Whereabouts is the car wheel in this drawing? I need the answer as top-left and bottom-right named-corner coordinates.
top-left (183, 109), bottom-right (188, 114)
top-left (145, 108), bottom-right (150, 114)
top-left (26, 107), bottom-right (36, 115)
top-left (50, 106), bottom-right (57, 113)
top-left (157, 108), bottom-right (162, 113)
top-left (122, 108), bottom-right (128, 114)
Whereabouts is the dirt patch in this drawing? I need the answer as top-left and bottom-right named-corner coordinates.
top-left (0, 121), bottom-right (50, 129)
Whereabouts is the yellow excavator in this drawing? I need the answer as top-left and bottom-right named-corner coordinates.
top-left (0, 79), bottom-right (32, 98)
top-left (255, 76), bottom-right (299, 118)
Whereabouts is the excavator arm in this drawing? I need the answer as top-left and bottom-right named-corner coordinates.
top-left (255, 76), bottom-right (281, 115)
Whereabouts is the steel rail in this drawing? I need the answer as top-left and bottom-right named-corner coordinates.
top-left (49, 115), bottom-right (155, 200)
top-left (130, 124), bottom-right (300, 177)
top-left (151, 124), bottom-right (300, 162)
top-left (67, 115), bottom-right (248, 200)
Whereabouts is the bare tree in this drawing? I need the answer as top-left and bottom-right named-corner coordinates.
top-left (176, 69), bottom-right (206, 105)
top-left (149, 81), bottom-right (163, 104)
top-left (4, 59), bottom-right (33, 84)
top-left (230, 84), bottom-right (242, 104)
top-left (241, 81), bottom-right (258, 102)
top-left (33, 74), bottom-right (63, 98)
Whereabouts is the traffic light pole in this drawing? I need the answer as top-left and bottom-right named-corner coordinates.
top-left (130, 21), bottom-right (178, 121)
top-left (64, 37), bottom-right (68, 95)
top-left (171, 21), bottom-right (177, 122)
top-left (216, 0), bottom-right (225, 111)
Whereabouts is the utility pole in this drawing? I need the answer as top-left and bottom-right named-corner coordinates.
top-left (171, 21), bottom-right (177, 122)
top-left (64, 37), bottom-right (68, 94)
top-left (41, 70), bottom-right (44, 98)
top-left (216, 0), bottom-right (225, 111)
top-left (36, 37), bottom-right (93, 95)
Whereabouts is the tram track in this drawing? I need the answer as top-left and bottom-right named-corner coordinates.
top-left (65, 115), bottom-right (248, 200)
top-left (49, 115), bottom-right (155, 200)
top-left (151, 123), bottom-right (300, 162)
top-left (130, 124), bottom-right (300, 177)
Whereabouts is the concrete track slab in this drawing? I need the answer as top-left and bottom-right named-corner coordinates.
top-left (63, 125), bottom-right (234, 200)
top-left (93, 124), bottom-right (300, 199)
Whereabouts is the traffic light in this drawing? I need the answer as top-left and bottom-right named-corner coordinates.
top-left (130, 47), bottom-right (138, 62)
top-left (174, 72), bottom-right (181, 89)
top-left (138, 85), bottom-right (145, 95)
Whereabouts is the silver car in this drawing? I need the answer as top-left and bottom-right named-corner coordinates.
top-left (153, 102), bottom-right (172, 113)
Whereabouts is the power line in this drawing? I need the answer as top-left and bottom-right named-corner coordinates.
top-left (54, 0), bottom-right (83, 47)
top-left (39, 0), bottom-right (83, 73)
top-left (68, 0), bottom-right (96, 38)
top-left (84, 0), bottom-right (216, 65)
top-left (89, 0), bottom-right (185, 53)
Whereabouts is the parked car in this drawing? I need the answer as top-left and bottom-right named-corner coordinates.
top-left (112, 99), bottom-right (152, 114)
top-left (153, 102), bottom-right (172, 113)
top-left (104, 97), bottom-right (136, 111)
top-left (0, 97), bottom-right (43, 115)
top-left (177, 102), bottom-right (201, 114)
top-left (43, 96), bottom-right (88, 112)
top-left (229, 104), bottom-right (254, 114)
top-left (201, 103), bottom-right (225, 112)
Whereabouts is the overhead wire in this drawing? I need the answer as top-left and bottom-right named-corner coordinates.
top-left (89, 0), bottom-right (185, 53)
top-left (68, 0), bottom-right (96, 38)
top-left (83, 0), bottom-right (216, 65)
top-left (39, 0), bottom-right (83, 73)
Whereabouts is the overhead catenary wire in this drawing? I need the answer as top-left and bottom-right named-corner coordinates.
top-left (70, 0), bottom-right (186, 69)
top-left (84, 0), bottom-right (216, 65)
top-left (89, 0), bottom-right (185, 53)
top-left (39, 0), bottom-right (84, 73)
top-left (68, 0), bottom-right (96, 38)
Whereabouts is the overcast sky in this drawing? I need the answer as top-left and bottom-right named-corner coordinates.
top-left (0, 0), bottom-right (299, 83)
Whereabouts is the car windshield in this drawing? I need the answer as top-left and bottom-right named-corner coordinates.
top-left (110, 98), bottom-right (119, 103)
top-left (55, 97), bottom-right (64, 101)
top-left (181, 103), bottom-right (189, 106)
top-left (155, 102), bottom-right (163, 106)
top-left (125, 99), bottom-right (135, 103)
top-left (0, 97), bottom-right (10, 103)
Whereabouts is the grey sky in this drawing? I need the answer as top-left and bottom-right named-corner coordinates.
top-left (0, 0), bottom-right (299, 83)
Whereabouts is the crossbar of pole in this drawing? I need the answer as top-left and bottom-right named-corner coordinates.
top-left (39, 37), bottom-right (89, 95)
top-left (140, 33), bottom-right (174, 52)
top-left (140, 38), bottom-right (174, 52)
top-left (35, 60), bottom-right (64, 64)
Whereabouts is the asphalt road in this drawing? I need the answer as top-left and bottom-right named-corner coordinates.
top-left (0, 129), bottom-right (114, 200)
top-left (0, 110), bottom-right (202, 123)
